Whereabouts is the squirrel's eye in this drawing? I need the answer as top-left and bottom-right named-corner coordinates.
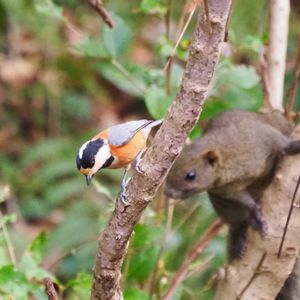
top-left (185, 171), bottom-right (196, 181)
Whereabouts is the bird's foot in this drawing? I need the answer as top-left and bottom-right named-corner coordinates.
top-left (120, 176), bottom-right (131, 206)
top-left (135, 150), bottom-right (146, 174)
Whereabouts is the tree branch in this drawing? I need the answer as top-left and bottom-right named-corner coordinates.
top-left (44, 278), bottom-right (59, 300)
top-left (90, 1), bottom-right (233, 299)
top-left (285, 34), bottom-right (300, 121)
top-left (87, 0), bottom-right (115, 28)
top-left (214, 126), bottom-right (300, 300)
top-left (265, 0), bottom-right (290, 110)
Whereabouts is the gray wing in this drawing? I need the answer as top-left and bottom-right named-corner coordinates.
top-left (108, 119), bottom-right (163, 147)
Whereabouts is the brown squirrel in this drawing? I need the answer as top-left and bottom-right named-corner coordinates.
top-left (165, 110), bottom-right (300, 299)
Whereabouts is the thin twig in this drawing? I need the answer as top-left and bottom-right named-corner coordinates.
top-left (0, 210), bottom-right (16, 265)
top-left (285, 35), bottom-right (300, 121)
top-left (278, 174), bottom-right (300, 258)
top-left (168, 201), bottom-right (200, 242)
top-left (165, 0), bottom-right (173, 39)
top-left (163, 2), bottom-right (197, 73)
top-left (44, 278), bottom-right (59, 300)
top-left (185, 254), bottom-right (214, 280)
top-left (165, 0), bottom-right (173, 96)
top-left (87, 0), bottom-right (115, 28)
top-left (204, 0), bottom-right (212, 34)
top-left (162, 219), bottom-right (224, 300)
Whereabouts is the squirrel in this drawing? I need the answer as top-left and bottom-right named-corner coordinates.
top-left (165, 110), bottom-right (300, 299)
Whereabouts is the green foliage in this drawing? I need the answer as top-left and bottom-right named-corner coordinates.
top-left (124, 287), bottom-right (149, 300)
top-left (0, 231), bottom-right (52, 300)
top-left (140, 0), bottom-right (167, 15)
top-left (74, 37), bottom-right (109, 58)
top-left (1, 0), bottom-right (299, 299)
top-left (67, 273), bottom-right (92, 300)
top-left (34, 0), bottom-right (66, 21)
top-left (103, 13), bottom-right (132, 58)
top-left (29, 232), bottom-right (47, 263)
top-left (145, 85), bottom-right (174, 119)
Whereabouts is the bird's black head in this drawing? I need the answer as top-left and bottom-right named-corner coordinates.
top-left (77, 138), bottom-right (104, 170)
top-left (76, 138), bottom-right (114, 185)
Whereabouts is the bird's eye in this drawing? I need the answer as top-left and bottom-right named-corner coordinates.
top-left (185, 171), bottom-right (196, 181)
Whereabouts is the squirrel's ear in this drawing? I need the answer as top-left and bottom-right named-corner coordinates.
top-left (204, 150), bottom-right (221, 167)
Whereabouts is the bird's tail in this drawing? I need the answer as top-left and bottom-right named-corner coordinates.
top-left (148, 119), bottom-right (164, 128)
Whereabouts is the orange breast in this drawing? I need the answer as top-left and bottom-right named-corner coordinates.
top-left (109, 131), bottom-right (147, 169)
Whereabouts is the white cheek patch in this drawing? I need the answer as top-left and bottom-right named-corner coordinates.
top-left (78, 141), bottom-right (90, 159)
top-left (90, 143), bottom-right (111, 175)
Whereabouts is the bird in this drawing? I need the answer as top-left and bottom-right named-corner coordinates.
top-left (76, 119), bottom-right (163, 203)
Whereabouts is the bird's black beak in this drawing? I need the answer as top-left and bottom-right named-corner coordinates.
top-left (86, 175), bottom-right (92, 186)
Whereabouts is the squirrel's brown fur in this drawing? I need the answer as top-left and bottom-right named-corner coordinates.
top-left (165, 110), bottom-right (300, 300)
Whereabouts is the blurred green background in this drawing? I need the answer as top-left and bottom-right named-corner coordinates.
top-left (0, 0), bottom-right (299, 299)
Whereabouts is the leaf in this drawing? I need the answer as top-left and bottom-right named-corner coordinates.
top-left (214, 64), bottom-right (260, 91)
top-left (145, 85), bottom-right (173, 119)
top-left (128, 246), bottom-right (159, 280)
top-left (94, 62), bottom-right (145, 97)
top-left (200, 99), bottom-right (231, 120)
top-left (0, 265), bottom-right (29, 300)
top-left (222, 85), bottom-right (263, 111)
top-left (227, 65), bottom-right (260, 89)
top-left (62, 92), bottom-right (91, 120)
top-left (20, 255), bottom-right (51, 280)
top-left (34, 0), bottom-right (66, 21)
top-left (45, 203), bottom-right (99, 254)
top-left (74, 37), bottom-right (109, 58)
top-left (229, 0), bottom-right (265, 40)
top-left (240, 35), bottom-right (264, 52)
top-left (67, 272), bottom-right (92, 289)
top-left (157, 36), bottom-right (174, 58)
top-left (45, 178), bottom-right (84, 206)
top-left (29, 232), bottom-right (47, 263)
top-left (132, 224), bottom-right (163, 248)
top-left (20, 139), bottom-right (68, 167)
top-left (124, 287), bottom-right (149, 300)
top-left (140, 0), bottom-right (167, 15)
top-left (37, 160), bottom-right (75, 183)
top-left (102, 13), bottom-right (132, 57)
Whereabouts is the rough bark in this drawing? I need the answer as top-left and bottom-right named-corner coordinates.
top-left (90, 0), bottom-right (233, 299)
top-left (214, 126), bottom-right (300, 300)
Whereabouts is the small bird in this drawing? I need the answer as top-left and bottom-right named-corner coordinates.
top-left (76, 119), bottom-right (163, 202)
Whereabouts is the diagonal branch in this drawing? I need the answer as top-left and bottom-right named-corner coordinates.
top-left (90, 1), bottom-right (233, 299)
top-left (87, 0), bottom-right (115, 28)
